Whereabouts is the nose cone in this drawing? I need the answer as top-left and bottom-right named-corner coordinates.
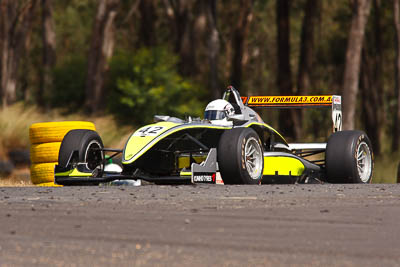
top-left (122, 122), bottom-right (179, 164)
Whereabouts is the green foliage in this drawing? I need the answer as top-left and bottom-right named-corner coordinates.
top-left (51, 56), bottom-right (87, 110)
top-left (108, 47), bottom-right (204, 124)
top-left (54, 0), bottom-right (96, 60)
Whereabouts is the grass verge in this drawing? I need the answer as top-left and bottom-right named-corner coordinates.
top-left (0, 102), bottom-right (134, 158)
top-left (0, 168), bottom-right (32, 186)
top-left (372, 152), bottom-right (400, 184)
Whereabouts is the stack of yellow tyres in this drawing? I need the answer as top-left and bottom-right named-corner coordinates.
top-left (29, 121), bottom-right (96, 186)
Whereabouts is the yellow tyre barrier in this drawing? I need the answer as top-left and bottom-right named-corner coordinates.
top-left (30, 162), bottom-right (57, 184)
top-left (35, 182), bottom-right (63, 187)
top-left (29, 121), bottom-right (96, 144)
top-left (29, 121), bottom-right (97, 185)
top-left (30, 142), bottom-right (61, 164)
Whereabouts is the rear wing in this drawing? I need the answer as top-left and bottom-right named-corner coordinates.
top-left (241, 95), bottom-right (342, 132)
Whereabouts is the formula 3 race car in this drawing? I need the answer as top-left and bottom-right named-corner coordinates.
top-left (55, 86), bottom-right (373, 186)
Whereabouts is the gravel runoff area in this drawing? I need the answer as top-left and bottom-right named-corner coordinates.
top-left (0, 183), bottom-right (400, 266)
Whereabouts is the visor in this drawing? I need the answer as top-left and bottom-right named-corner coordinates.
top-left (204, 110), bottom-right (226, 120)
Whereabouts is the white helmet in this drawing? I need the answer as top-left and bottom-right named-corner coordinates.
top-left (204, 99), bottom-right (235, 126)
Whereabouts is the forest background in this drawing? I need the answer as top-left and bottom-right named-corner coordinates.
top-left (1, 0), bottom-right (400, 182)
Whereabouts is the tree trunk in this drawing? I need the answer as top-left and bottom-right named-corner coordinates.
top-left (39, 0), bottom-right (56, 108)
top-left (139, 0), bottom-right (156, 47)
top-left (297, 0), bottom-right (319, 96)
top-left (276, 0), bottom-right (298, 139)
top-left (21, 28), bottom-right (33, 102)
top-left (359, 0), bottom-right (382, 155)
top-left (296, 0), bottom-right (320, 139)
top-left (342, 0), bottom-right (372, 130)
top-left (165, 0), bottom-right (219, 97)
top-left (205, 0), bottom-right (221, 99)
top-left (360, 49), bottom-right (381, 155)
top-left (230, 0), bottom-right (252, 92)
top-left (163, 0), bottom-right (198, 76)
top-left (393, 0), bottom-right (400, 151)
top-left (85, 0), bottom-right (119, 114)
top-left (0, 0), bottom-right (37, 107)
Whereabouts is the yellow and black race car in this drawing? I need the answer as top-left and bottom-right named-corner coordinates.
top-left (55, 86), bottom-right (373, 185)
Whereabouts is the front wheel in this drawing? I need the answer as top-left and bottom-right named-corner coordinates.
top-left (58, 129), bottom-right (104, 172)
top-left (325, 130), bottom-right (373, 183)
top-left (218, 128), bottom-right (264, 184)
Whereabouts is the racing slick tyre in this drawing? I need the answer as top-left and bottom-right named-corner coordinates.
top-left (58, 129), bottom-right (104, 171)
top-left (325, 130), bottom-right (373, 183)
top-left (30, 142), bottom-right (61, 164)
top-left (30, 162), bottom-right (57, 184)
top-left (29, 121), bottom-right (96, 144)
top-left (218, 128), bottom-right (264, 184)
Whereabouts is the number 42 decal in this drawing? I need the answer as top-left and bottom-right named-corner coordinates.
top-left (134, 126), bottom-right (165, 136)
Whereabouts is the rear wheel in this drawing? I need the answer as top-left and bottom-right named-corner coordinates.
top-left (325, 130), bottom-right (373, 183)
top-left (58, 129), bottom-right (104, 172)
top-left (218, 128), bottom-right (264, 184)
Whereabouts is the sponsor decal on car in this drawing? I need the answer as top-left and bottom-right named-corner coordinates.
top-left (246, 95), bottom-right (333, 106)
top-left (333, 96), bottom-right (341, 104)
top-left (192, 172), bottom-right (216, 184)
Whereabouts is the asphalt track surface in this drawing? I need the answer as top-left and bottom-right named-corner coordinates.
top-left (0, 184), bottom-right (400, 267)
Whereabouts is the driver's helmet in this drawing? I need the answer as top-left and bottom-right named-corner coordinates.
top-left (204, 99), bottom-right (235, 125)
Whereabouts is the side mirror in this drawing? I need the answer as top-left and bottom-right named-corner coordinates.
top-left (154, 115), bottom-right (184, 123)
top-left (227, 114), bottom-right (246, 122)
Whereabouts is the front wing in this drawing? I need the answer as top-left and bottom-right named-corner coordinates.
top-left (55, 149), bottom-right (220, 186)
